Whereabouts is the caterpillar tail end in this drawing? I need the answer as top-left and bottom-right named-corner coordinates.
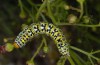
top-left (13, 42), bottom-right (20, 48)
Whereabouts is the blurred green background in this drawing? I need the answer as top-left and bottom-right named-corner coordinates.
top-left (0, 0), bottom-right (100, 65)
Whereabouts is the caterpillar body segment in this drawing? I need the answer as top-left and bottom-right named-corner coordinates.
top-left (14, 23), bottom-right (70, 56)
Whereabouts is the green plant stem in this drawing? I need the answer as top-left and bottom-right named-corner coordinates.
top-left (27, 0), bottom-right (48, 22)
top-left (88, 56), bottom-right (94, 65)
top-left (57, 56), bottom-right (67, 65)
top-left (70, 46), bottom-right (100, 61)
top-left (91, 50), bottom-right (100, 55)
top-left (61, 57), bottom-right (67, 65)
top-left (42, 36), bottom-right (47, 47)
top-left (76, 0), bottom-right (84, 22)
top-left (67, 56), bottom-right (75, 65)
top-left (46, 0), bottom-right (57, 24)
top-left (35, 0), bottom-right (46, 21)
top-left (70, 50), bottom-right (84, 65)
top-left (0, 21), bottom-right (14, 35)
top-left (18, 0), bottom-right (24, 12)
top-left (56, 23), bottom-right (100, 27)
top-left (23, 5), bottom-right (34, 21)
top-left (69, 6), bottom-right (81, 13)
top-left (86, 33), bottom-right (100, 44)
top-left (84, 1), bottom-right (88, 16)
top-left (18, 0), bottom-right (34, 21)
top-left (79, 3), bottom-right (84, 20)
top-left (31, 38), bottom-right (44, 61)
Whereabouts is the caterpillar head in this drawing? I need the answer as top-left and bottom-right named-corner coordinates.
top-left (57, 42), bottom-right (70, 56)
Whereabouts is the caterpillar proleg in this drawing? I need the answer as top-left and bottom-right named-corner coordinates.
top-left (13, 23), bottom-right (70, 56)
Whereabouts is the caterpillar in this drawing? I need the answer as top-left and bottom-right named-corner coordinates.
top-left (13, 22), bottom-right (70, 56)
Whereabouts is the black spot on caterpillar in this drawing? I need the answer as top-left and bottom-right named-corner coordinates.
top-left (13, 23), bottom-right (70, 56)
